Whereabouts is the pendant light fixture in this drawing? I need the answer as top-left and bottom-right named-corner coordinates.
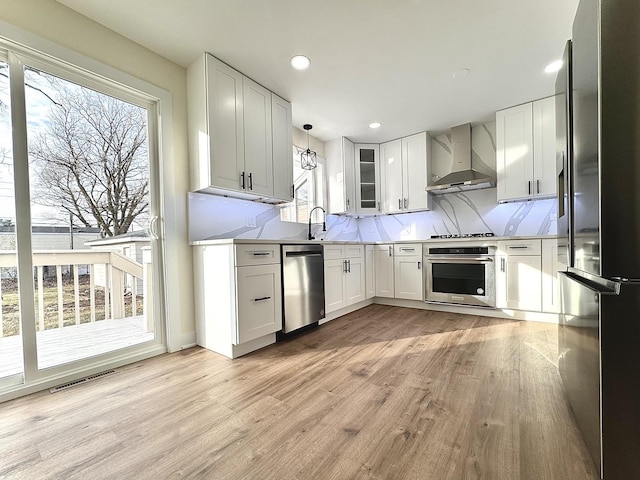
top-left (301, 124), bottom-right (317, 170)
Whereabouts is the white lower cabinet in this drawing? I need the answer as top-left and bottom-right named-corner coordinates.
top-left (324, 245), bottom-right (365, 314)
top-left (393, 244), bottom-right (423, 300)
top-left (541, 238), bottom-right (561, 313)
top-left (235, 264), bottom-right (282, 344)
top-left (496, 239), bottom-right (542, 311)
top-left (194, 243), bottom-right (282, 358)
top-left (374, 244), bottom-right (395, 298)
top-left (365, 244), bottom-right (375, 299)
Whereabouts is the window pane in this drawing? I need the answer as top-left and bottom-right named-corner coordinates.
top-left (23, 66), bottom-right (156, 369)
top-left (0, 58), bottom-right (24, 383)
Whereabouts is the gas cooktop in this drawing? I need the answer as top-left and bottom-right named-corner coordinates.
top-left (430, 233), bottom-right (495, 239)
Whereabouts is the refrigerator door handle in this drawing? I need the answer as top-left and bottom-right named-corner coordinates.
top-left (560, 271), bottom-right (621, 295)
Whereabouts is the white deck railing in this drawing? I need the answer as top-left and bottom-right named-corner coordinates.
top-left (0, 250), bottom-right (152, 338)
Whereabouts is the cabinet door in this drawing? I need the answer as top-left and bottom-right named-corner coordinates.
top-left (235, 264), bottom-right (282, 344)
top-left (380, 139), bottom-right (403, 213)
top-left (374, 245), bottom-right (395, 297)
top-left (533, 97), bottom-right (556, 198)
top-left (345, 257), bottom-right (366, 306)
top-left (271, 93), bottom-right (293, 201)
top-left (504, 255), bottom-right (542, 311)
top-left (542, 238), bottom-right (561, 313)
top-left (496, 103), bottom-right (533, 202)
top-left (243, 77), bottom-right (273, 197)
top-left (324, 258), bottom-right (347, 313)
top-left (402, 132), bottom-right (429, 211)
top-left (365, 245), bottom-right (375, 299)
top-left (343, 138), bottom-right (356, 214)
top-left (355, 144), bottom-right (380, 214)
top-left (394, 255), bottom-right (423, 301)
top-left (206, 54), bottom-right (244, 192)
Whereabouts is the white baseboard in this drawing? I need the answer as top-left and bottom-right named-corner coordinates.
top-left (181, 331), bottom-right (197, 350)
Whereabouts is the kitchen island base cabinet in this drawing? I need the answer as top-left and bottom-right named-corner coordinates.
top-left (193, 244), bottom-right (282, 359)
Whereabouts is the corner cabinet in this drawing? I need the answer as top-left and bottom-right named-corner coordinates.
top-left (193, 243), bottom-right (282, 358)
top-left (187, 53), bottom-right (293, 203)
top-left (496, 97), bottom-right (556, 202)
top-left (380, 132), bottom-right (430, 214)
top-left (355, 144), bottom-right (381, 214)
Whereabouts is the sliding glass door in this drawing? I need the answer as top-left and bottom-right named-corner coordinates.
top-left (0, 46), bottom-right (166, 391)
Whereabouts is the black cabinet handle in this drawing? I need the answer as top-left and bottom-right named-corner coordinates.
top-left (528, 180), bottom-right (532, 195)
top-left (248, 172), bottom-right (253, 190)
top-left (254, 296), bottom-right (271, 302)
top-left (240, 171), bottom-right (245, 189)
top-left (537, 179), bottom-right (540, 194)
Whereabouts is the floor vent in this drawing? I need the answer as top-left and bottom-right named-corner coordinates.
top-left (49, 369), bottom-right (116, 393)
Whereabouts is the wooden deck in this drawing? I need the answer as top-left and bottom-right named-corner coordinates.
top-left (0, 316), bottom-right (154, 377)
top-left (0, 305), bottom-right (599, 479)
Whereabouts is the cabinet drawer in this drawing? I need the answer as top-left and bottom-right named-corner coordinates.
top-left (235, 244), bottom-right (281, 266)
top-left (345, 245), bottom-right (364, 258)
top-left (394, 243), bottom-right (422, 256)
top-left (498, 239), bottom-right (542, 256)
top-left (323, 244), bottom-right (346, 260)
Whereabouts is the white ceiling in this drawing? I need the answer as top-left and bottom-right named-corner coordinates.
top-left (57, 0), bottom-right (578, 144)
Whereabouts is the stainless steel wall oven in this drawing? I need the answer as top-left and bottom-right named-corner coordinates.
top-left (424, 245), bottom-right (496, 308)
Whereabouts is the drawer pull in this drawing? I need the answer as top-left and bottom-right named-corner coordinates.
top-left (252, 252), bottom-right (272, 256)
top-left (400, 247), bottom-right (415, 252)
top-left (254, 296), bottom-right (271, 302)
top-left (508, 246), bottom-right (530, 249)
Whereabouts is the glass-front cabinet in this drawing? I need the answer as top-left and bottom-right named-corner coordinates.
top-left (354, 144), bottom-right (380, 214)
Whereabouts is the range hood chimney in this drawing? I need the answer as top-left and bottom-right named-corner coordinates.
top-left (425, 123), bottom-right (496, 194)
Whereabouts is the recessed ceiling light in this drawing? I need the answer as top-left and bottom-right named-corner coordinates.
top-left (369, 122), bottom-right (381, 129)
top-left (452, 68), bottom-right (470, 79)
top-left (290, 55), bottom-right (310, 70)
top-left (545, 60), bottom-right (563, 74)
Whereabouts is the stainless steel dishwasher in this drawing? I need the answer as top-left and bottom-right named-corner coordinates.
top-left (281, 244), bottom-right (325, 334)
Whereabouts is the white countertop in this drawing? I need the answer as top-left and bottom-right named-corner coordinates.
top-left (190, 235), bottom-right (553, 246)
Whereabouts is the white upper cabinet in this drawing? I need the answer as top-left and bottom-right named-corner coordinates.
top-left (496, 97), bottom-right (556, 202)
top-left (187, 53), bottom-right (292, 202)
top-left (380, 139), bottom-right (403, 213)
top-left (380, 132), bottom-right (430, 214)
top-left (355, 144), bottom-right (381, 214)
top-left (326, 137), bottom-right (356, 215)
top-left (242, 76), bottom-right (273, 197)
top-left (271, 93), bottom-right (294, 202)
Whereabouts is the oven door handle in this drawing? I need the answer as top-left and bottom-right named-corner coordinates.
top-left (425, 257), bottom-right (494, 263)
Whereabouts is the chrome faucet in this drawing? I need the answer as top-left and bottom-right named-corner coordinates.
top-left (308, 206), bottom-right (326, 240)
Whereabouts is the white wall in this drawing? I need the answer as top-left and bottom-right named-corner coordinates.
top-left (0, 0), bottom-right (194, 349)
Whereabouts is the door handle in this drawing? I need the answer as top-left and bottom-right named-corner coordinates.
top-left (418, 261), bottom-right (421, 270)
top-left (240, 171), bottom-right (246, 189)
top-left (404, 198), bottom-right (408, 209)
top-left (291, 184), bottom-right (295, 198)
top-left (254, 296), bottom-right (271, 302)
top-left (377, 201), bottom-right (381, 212)
top-left (388, 246), bottom-right (392, 257)
top-left (398, 199), bottom-right (402, 209)
top-left (148, 215), bottom-right (159, 240)
top-left (528, 180), bottom-right (532, 195)
top-left (347, 259), bottom-right (351, 273)
top-left (501, 257), bottom-right (505, 272)
top-left (343, 260), bottom-right (347, 273)
top-left (346, 198), bottom-right (350, 210)
top-left (248, 172), bottom-right (253, 190)
top-left (537, 179), bottom-right (540, 194)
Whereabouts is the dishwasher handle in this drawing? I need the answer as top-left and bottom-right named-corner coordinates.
top-left (285, 251), bottom-right (323, 257)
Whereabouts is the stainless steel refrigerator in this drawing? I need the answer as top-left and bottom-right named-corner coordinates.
top-left (556, 0), bottom-right (640, 478)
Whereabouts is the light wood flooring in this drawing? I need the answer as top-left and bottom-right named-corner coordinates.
top-left (0, 305), bottom-right (600, 480)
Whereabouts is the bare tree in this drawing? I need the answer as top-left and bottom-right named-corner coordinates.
top-left (28, 78), bottom-right (149, 237)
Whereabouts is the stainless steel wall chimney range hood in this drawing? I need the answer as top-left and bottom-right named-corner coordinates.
top-left (426, 123), bottom-right (496, 195)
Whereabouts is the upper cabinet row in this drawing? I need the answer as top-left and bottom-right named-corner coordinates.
top-left (326, 132), bottom-right (431, 216)
top-left (187, 53), bottom-right (293, 203)
top-left (496, 96), bottom-right (556, 202)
